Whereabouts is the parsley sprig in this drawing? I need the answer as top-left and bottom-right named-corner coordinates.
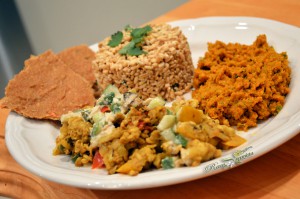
top-left (108, 31), bottom-right (123, 47)
top-left (108, 25), bottom-right (152, 56)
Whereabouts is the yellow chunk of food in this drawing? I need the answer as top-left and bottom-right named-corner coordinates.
top-left (53, 116), bottom-right (91, 155)
top-left (180, 139), bottom-right (221, 166)
top-left (171, 99), bottom-right (199, 113)
top-left (120, 126), bottom-right (141, 144)
top-left (177, 106), bottom-right (204, 124)
top-left (153, 153), bottom-right (167, 168)
top-left (146, 130), bottom-right (161, 145)
top-left (176, 121), bottom-right (209, 142)
top-left (117, 145), bottom-right (156, 176)
top-left (97, 125), bottom-right (122, 145)
top-left (208, 130), bottom-right (231, 142)
top-left (161, 141), bottom-right (182, 155)
top-left (99, 139), bottom-right (128, 174)
top-left (221, 135), bottom-right (247, 150)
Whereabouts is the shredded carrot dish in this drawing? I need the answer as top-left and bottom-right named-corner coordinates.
top-left (192, 35), bottom-right (291, 131)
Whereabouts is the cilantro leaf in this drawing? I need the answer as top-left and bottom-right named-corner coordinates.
top-left (108, 31), bottom-right (123, 47)
top-left (128, 47), bottom-right (146, 56)
top-left (131, 25), bottom-right (152, 38)
top-left (124, 24), bottom-right (133, 32)
top-left (119, 42), bottom-right (146, 56)
top-left (117, 25), bottom-right (152, 56)
top-left (132, 37), bottom-right (143, 44)
top-left (119, 41), bottom-right (135, 55)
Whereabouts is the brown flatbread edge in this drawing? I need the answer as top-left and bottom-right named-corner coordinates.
top-left (58, 45), bottom-right (96, 86)
top-left (0, 50), bottom-right (95, 120)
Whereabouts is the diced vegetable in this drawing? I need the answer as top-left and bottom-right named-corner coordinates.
top-left (157, 115), bottom-right (176, 131)
top-left (110, 103), bottom-right (121, 113)
top-left (92, 151), bottom-right (104, 169)
top-left (103, 84), bottom-right (120, 95)
top-left (98, 85), bottom-right (123, 106)
top-left (102, 92), bottom-right (115, 105)
top-left (147, 97), bottom-right (165, 109)
top-left (174, 134), bottom-right (188, 147)
top-left (166, 109), bottom-right (174, 115)
top-left (176, 122), bottom-right (200, 140)
top-left (138, 121), bottom-right (145, 130)
top-left (100, 106), bottom-right (110, 113)
top-left (160, 128), bottom-right (176, 141)
top-left (161, 157), bottom-right (174, 169)
top-left (92, 111), bottom-right (103, 123)
top-left (71, 154), bottom-right (80, 163)
top-left (91, 122), bottom-right (101, 137)
top-left (177, 106), bottom-right (204, 124)
top-left (81, 109), bottom-right (91, 122)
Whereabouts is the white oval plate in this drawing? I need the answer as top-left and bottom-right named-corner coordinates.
top-left (5, 17), bottom-right (300, 190)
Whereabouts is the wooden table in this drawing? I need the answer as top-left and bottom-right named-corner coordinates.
top-left (1, 0), bottom-right (300, 198)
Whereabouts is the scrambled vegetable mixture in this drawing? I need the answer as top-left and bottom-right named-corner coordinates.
top-left (53, 85), bottom-right (246, 175)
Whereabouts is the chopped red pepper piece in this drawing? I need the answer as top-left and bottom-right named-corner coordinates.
top-left (138, 120), bottom-right (145, 130)
top-left (92, 150), bottom-right (104, 169)
top-left (100, 106), bottom-right (110, 113)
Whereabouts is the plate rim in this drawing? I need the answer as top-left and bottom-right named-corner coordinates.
top-left (5, 16), bottom-right (300, 190)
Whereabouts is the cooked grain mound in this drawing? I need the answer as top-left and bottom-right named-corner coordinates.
top-left (192, 35), bottom-right (291, 131)
top-left (1, 50), bottom-right (95, 120)
top-left (93, 24), bottom-right (194, 101)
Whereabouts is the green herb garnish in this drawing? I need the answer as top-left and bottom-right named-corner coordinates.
top-left (108, 31), bottom-right (123, 47)
top-left (130, 25), bottom-right (152, 38)
top-left (119, 42), bottom-right (145, 56)
top-left (119, 41), bottom-right (135, 55)
top-left (119, 25), bottom-right (152, 56)
top-left (124, 24), bottom-right (133, 32)
top-left (128, 46), bottom-right (146, 56)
